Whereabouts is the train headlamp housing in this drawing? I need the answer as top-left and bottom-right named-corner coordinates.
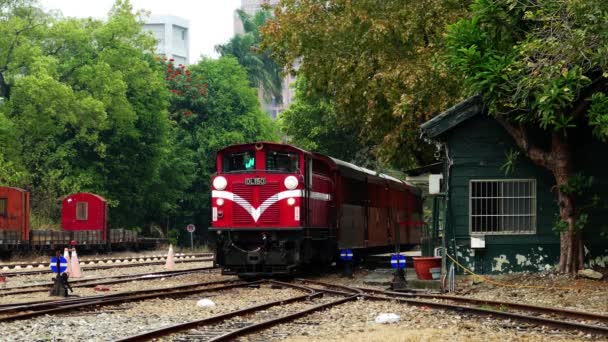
top-left (213, 176), bottom-right (227, 191)
top-left (287, 198), bottom-right (296, 206)
top-left (216, 198), bottom-right (224, 206)
top-left (284, 176), bottom-right (298, 190)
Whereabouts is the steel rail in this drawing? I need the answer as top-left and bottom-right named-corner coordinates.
top-left (0, 266), bottom-right (218, 296)
top-left (0, 282), bottom-right (257, 322)
top-left (0, 257), bottom-right (213, 277)
top-left (118, 281), bottom-right (323, 342)
top-left (0, 280), bottom-right (243, 321)
top-left (355, 286), bottom-right (608, 324)
top-left (296, 279), bottom-right (608, 336)
top-left (207, 295), bottom-right (358, 342)
top-left (0, 266), bottom-right (217, 293)
top-left (0, 253), bottom-right (213, 270)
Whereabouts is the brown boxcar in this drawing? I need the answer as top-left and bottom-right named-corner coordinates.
top-left (0, 186), bottom-right (29, 243)
top-left (61, 192), bottom-right (108, 243)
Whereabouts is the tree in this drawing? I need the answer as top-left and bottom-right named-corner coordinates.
top-left (171, 56), bottom-right (277, 239)
top-left (445, 0), bottom-right (608, 273)
top-left (0, 0), bottom-right (183, 229)
top-left (216, 9), bottom-right (283, 104)
top-left (278, 77), bottom-right (375, 166)
top-left (262, 0), bottom-right (469, 169)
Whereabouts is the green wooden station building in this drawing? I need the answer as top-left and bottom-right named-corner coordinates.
top-left (418, 96), bottom-right (608, 274)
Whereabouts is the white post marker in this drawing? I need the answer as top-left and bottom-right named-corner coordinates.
top-left (186, 224), bottom-right (196, 250)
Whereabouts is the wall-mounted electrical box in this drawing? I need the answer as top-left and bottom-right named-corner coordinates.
top-left (471, 236), bottom-right (486, 249)
top-left (429, 174), bottom-right (443, 195)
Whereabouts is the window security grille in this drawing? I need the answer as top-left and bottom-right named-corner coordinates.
top-left (76, 202), bottom-right (88, 221)
top-left (470, 180), bottom-right (536, 234)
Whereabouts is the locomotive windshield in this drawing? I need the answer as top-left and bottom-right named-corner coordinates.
top-left (222, 150), bottom-right (256, 172)
top-left (266, 150), bottom-right (299, 173)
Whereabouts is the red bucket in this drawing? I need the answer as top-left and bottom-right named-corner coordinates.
top-left (412, 257), bottom-right (442, 280)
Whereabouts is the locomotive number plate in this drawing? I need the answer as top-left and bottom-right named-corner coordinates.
top-left (245, 177), bottom-right (266, 185)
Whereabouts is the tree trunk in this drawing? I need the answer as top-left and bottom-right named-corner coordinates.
top-left (498, 120), bottom-right (583, 274)
top-left (551, 133), bottom-right (582, 274)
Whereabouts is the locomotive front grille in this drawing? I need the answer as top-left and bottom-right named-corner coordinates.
top-left (233, 183), bottom-right (254, 224)
top-left (259, 182), bottom-right (279, 223)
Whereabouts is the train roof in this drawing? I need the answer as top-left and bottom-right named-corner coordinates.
top-left (217, 142), bottom-right (310, 155)
top-left (328, 157), bottom-right (419, 193)
top-left (0, 186), bottom-right (28, 193)
top-left (63, 192), bottom-right (107, 202)
top-left (217, 142), bottom-right (419, 193)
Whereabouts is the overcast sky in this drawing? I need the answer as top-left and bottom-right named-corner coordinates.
top-left (40, 0), bottom-right (241, 62)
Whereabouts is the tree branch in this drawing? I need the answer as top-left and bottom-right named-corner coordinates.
top-left (495, 116), bottom-right (554, 169)
top-left (570, 71), bottom-right (607, 121)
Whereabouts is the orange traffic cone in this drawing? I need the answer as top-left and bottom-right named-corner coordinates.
top-left (165, 244), bottom-right (175, 271)
top-left (63, 248), bottom-right (73, 276)
top-left (70, 248), bottom-right (82, 278)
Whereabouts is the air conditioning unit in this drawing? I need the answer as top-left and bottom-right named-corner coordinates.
top-left (429, 174), bottom-right (443, 194)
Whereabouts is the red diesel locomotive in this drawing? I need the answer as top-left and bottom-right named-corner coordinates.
top-left (210, 142), bottom-right (423, 276)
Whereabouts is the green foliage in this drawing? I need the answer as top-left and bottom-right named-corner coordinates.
top-left (172, 56), bottom-right (277, 230)
top-left (558, 174), bottom-right (594, 197)
top-left (278, 77), bottom-right (374, 166)
top-left (0, 0), bottom-right (188, 230)
top-left (500, 149), bottom-right (520, 175)
top-left (263, 0), bottom-right (470, 169)
top-left (216, 9), bottom-right (282, 103)
top-left (0, 1), bottom-right (276, 241)
top-left (588, 92), bottom-right (608, 140)
top-left (167, 228), bottom-right (179, 246)
top-left (446, 0), bottom-right (608, 134)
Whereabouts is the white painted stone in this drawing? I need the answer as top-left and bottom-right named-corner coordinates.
top-left (375, 313), bottom-right (400, 324)
top-left (196, 298), bottom-right (216, 308)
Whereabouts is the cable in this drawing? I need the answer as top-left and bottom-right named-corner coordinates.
top-left (445, 253), bottom-right (576, 291)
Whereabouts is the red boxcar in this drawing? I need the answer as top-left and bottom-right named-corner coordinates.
top-left (61, 192), bottom-right (108, 243)
top-left (210, 142), bottom-right (422, 276)
top-left (0, 186), bottom-right (29, 243)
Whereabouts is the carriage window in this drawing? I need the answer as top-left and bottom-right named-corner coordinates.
top-left (0, 198), bottom-right (6, 217)
top-left (266, 150), bottom-right (299, 173)
top-left (76, 202), bottom-right (88, 221)
top-left (222, 151), bottom-right (256, 172)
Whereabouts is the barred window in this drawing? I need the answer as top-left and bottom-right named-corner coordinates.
top-left (470, 180), bottom-right (536, 234)
top-left (76, 202), bottom-right (88, 221)
top-left (0, 198), bottom-right (6, 216)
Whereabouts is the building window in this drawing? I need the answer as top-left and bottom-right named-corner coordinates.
top-left (470, 179), bottom-right (536, 234)
top-left (0, 198), bottom-right (6, 216)
top-left (76, 202), bottom-right (88, 221)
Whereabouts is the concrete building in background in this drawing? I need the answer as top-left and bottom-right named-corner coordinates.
top-left (241, 0), bottom-right (280, 15)
top-left (234, 0), bottom-right (294, 119)
top-left (144, 15), bottom-right (190, 66)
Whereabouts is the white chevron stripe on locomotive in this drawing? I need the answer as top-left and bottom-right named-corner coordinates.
top-left (212, 189), bottom-right (331, 222)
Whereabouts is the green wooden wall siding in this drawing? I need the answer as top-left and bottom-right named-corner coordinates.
top-left (443, 115), bottom-right (608, 273)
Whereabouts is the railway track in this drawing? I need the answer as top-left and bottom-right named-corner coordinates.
top-left (2, 277), bottom-right (605, 340)
top-left (0, 278), bottom-right (246, 322)
top-left (0, 266), bottom-right (218, 296)
top-left (0, 255), bottom-right (214, 277)
top-left (0, 252), bottom-right (213, 271)
top-left (296, 278), bottom-right (608, 337)
top-left (117, 281), bottom-right (356, 342)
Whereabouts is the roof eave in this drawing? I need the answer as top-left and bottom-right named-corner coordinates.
top-left (420, 96), bottom-right (484, 139)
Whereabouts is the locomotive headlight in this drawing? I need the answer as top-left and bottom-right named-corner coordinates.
top-left (216, 198), bottom-right (224, 206)
top-left (287, 197), bottom-right (296, 206)
top-left (213, 176), bottom-right (227, 191)
top-left (284, 176), bottom-right (298, 190)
